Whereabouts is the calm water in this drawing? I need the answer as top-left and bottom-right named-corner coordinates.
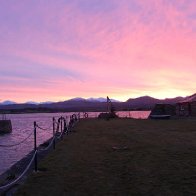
top-left (0, 111), bottom-right (150, 175)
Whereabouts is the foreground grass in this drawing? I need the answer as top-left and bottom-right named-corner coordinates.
top-left (15, 119), bottom-right (196, 195)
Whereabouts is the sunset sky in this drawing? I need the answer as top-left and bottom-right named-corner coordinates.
top-left (0, 0), bottom-right (195, 102)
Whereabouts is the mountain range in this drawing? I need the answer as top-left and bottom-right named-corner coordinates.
top-left (0, 97), bottom-right (119, 105)
top-left (0, 94), bottom-right (195, 113)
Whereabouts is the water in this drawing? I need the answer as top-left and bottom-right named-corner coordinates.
top-left (0, 111), bottom-right (150, 175)
top-left (86, 111), bottom-right (150, 119)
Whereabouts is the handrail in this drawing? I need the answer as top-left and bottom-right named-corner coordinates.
top-left (0, 113), bottom-right (80, 192)
top-left (38, 137), bottom-right (55, 152)
top-left (0, 131), bottom-right (33, 148)
top-left (36, 124), bottom-right (53, 131)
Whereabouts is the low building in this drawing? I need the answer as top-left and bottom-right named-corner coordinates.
top-left (149, 104), bottom-right (176, 116)
top-left (176, 94), bottom-right (196, 116)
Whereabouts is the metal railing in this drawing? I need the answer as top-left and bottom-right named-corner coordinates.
top-left (0, 112), bottom-right (82, 192)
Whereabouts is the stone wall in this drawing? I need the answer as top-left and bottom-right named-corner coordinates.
top-left (0, 120), bottom-right (12, 134)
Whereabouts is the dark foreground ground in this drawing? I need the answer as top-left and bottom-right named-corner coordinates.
top-left (15, 119), bottom-right (196, 195)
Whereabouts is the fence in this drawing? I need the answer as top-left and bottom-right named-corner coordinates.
top-left (0, 112), bottom-right (82, 192)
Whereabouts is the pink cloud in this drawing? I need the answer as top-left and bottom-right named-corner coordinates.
top-left (0, 0), bottom-right (196, 102)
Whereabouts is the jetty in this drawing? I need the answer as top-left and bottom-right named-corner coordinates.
top-left (0, 114), bottom-right (12, 134)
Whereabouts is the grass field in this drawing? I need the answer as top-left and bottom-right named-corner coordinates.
top-left (15, 118), bottom-right (196, 195)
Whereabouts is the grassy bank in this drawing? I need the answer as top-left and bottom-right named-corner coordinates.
top-left (15, 119), bottom-right (196, 195)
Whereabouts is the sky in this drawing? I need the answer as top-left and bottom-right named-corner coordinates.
top-left (0, 0), bottom-right (196, 102)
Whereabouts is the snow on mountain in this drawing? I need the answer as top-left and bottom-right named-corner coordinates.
top-left (24, 101), bottom-right (39, 105)
top-left (87, 97), bottom-right (120, 102)
top-left (66, 97), bottom-right (120, 102)
top-left (67, 97), bottom-right (86, 102)
top-left (40, 101), bottom-right (54, 104)
top-left (0, 100), bottom-right (17, 105)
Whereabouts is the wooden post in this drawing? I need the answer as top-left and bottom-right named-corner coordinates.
top-left (69, 116), bottom-right (72, 132)
top-left (64, 118), bottom-right (68, 135)
top-left (65, 116), bottom-right (68, 134)
top-left (0, 120), bottom-right (12, 133)
top-left (61, 116), bottom-right (63, 139)
top-left (53, 117), bottom-right (55, 149)
top-left (34, 121), bottom-right (38, 172)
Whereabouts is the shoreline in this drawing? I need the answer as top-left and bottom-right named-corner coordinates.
top-left (0, 137), bottom-right (55, 195)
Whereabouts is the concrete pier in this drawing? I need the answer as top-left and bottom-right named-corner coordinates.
top-left (0, 120), bottom-right (12, 134)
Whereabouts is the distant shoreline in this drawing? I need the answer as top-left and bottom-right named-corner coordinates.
top-left (0, 108), bottom-right (150, 115)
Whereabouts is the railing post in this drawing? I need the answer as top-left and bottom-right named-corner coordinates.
top-left (69, 116), bottom-right (72, 132)
top-left (78, 112), bottom-right (80, 121)
top-left (66, 116), bottom-right (69, 134)
top-left (61, 116), bottom-right (63, 139)
top-left (65, 118), bottom-right (68, 135)
top-left (62, 117), bottom-right (67, 135)
top-left (53, 117), bottom-right (56, 149)
top-left (34, 121), bottom-right (38, 172)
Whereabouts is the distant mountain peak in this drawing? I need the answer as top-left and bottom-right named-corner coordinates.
top-left (0, 100), bottom-right (17, 105)
top-left (24, 101), bottom-right (39, 105)
top-left (40, 101), bottom-right (54, 104)
top-left (87, 97), bottom-right (106, 102)
top-left (127, 96), bottom-right (158, 102)
top-left (180, 93), bottom-right (196, 103)
top-left (67, 97), bottom-right (86, 102)
top-left (66, 97), bottom-right (120, 102)
top-left (87, 97), bottom-right (120, 102)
